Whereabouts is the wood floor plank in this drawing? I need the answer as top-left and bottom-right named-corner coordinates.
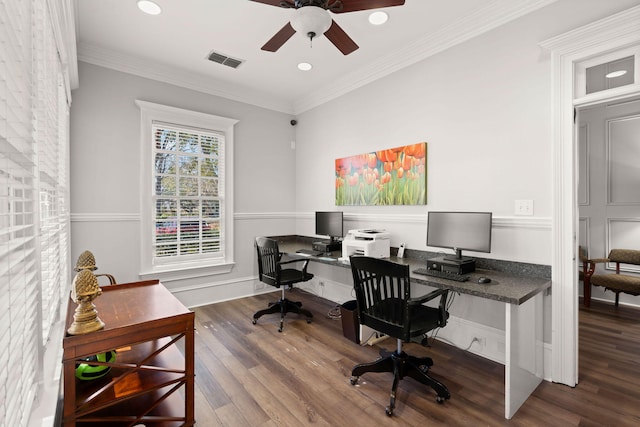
top-left (191, 292), bottom-right (640, 426)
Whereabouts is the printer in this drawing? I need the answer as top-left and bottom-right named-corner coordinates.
top-left (339, 229), bottom-right (391, 261)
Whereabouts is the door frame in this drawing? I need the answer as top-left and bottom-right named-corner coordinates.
top-left (541, 5), bottom-right (640, 387)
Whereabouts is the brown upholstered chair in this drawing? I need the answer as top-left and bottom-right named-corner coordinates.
top-left (578, 246), bottom-right (588, 283)
top-left (583, 249), bottom-right (640, 307)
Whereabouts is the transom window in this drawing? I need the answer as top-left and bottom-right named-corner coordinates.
top-left (575, 45), bottom-right (640, 99)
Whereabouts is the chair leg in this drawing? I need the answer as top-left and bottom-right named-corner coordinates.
top-left (405, 357), bottom-right (450, 402)
top-left (252, 289), bottom-right (313, 332)
top-left (583, 279), bottom-right (591, 307)
top-left (350, 347), bottom-right (449, 415)
top-left (282, 299), bottom-right (313, 321)
top-left (351, 352), bottom-right (395, 379)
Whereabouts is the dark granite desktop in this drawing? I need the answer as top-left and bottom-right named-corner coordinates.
top-left (269, 235), bottom-right (551, 305)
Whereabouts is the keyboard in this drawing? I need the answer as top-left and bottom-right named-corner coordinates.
top-left (296, 248), bottom-right (323, 256)
top-left (412, 267), bottom-right (469, 282)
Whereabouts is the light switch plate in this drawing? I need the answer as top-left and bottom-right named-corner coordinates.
top-left (515, 199), bottom-right (534, 216)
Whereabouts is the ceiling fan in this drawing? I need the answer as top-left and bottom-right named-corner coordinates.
top-left (250, 0), bottom-right (406, 55)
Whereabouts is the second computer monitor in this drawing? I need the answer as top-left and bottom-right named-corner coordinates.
top-left (427, 211), bottom-right (492, 262)
top-left (315, 211), bottom-right (343, 244)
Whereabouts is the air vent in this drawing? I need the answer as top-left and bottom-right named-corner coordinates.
top-left (207, 51), bottom-right (243, 69)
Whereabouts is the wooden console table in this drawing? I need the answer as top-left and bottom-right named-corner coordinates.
top-left (62, 280), bottom-right (195, 426)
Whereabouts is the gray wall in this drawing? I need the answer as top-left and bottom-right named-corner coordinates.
top-left (70, 0), bottom-right (640, 317)
top-left (70, 62), bottom-right (296, 304)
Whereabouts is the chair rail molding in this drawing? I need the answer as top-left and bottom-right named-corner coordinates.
top-left (71, 213), bottom-right (140, 222)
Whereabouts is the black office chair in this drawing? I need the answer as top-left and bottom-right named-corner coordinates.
top-left (253, 237), bottom-right (314, 332)
top-left (349, 256), bottom-right (451, 416)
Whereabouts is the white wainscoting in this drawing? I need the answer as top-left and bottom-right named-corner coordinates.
top-left (70, 210), bottom-right (553, 378)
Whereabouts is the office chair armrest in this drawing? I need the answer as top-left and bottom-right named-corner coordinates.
top-left (408, 288), bottom-right (449, 306)
top-left (278, 258), bottom-right (311, 273)
top-left (95, 273), bottom-right (116, 285)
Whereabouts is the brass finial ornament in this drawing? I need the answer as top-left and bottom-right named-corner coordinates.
top-left (67, 269), bottom-right (105, 335)
top-left (75, 250), bottom-right (97, 272)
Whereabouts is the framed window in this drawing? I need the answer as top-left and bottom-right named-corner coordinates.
top-left (136, 101), bottom-right (237, 280)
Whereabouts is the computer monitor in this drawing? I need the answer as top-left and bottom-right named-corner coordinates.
top-left (427, 211), bottom-right (492, 262)
top-left (315, 211), bottom-right (343, 244)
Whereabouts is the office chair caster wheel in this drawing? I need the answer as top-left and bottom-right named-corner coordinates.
top-left (385, 406), bottom-right (393, 416)
top-left (252, 319), bottom-right (257, 325)
top-left (278, 327), bottom-right (283, 332)
top-left (350, 376), bottom-right (358, 385)
top-left (436, 396), bottom-right (446, 404)
top-left (306, 319), bottom-right (312, 324)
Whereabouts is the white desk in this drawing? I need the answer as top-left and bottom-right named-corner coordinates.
top-left (277, 238), bottom-right (551, 419)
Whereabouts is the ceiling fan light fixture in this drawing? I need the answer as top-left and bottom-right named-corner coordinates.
top-left (290, 6), bottom-right (332, 41)
top-left (605, 69), bottom-right (627, 78)
top-left (137, 0), bottom-right (162, 15)
top-left (368, 11), bottom-right (388, 25)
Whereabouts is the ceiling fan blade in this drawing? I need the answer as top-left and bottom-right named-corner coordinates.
top-left (324, 20), bottom-right (358, 55)
top-left (261, 22), bottom-right (297, 52)
top-left (334, 0), bottom-right (405, 13)
top-left (249, 0), bottom-right (294, 8)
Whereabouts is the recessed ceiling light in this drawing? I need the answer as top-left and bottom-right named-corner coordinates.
top-left (298, 62), bottom-right (312, 71)
top-left (605, 70), bottom-right (627, 78)
top-left (369, 11), bottom-right (388, 25)
top-left (137, 0), bottom-right (162, 15)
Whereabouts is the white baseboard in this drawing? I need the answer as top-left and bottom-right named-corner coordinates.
top-left (434, 316), bottom-right (505, 364)
top-left (295, 275), bottom-right (554, 380)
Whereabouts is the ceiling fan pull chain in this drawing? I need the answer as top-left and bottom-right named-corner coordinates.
top-left (308, 31), bottom-right (316, 47)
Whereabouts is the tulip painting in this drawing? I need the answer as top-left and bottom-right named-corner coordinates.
top-left (335, 142), bottom-right (427, 206)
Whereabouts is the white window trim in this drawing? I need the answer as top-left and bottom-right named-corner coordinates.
top-left (136, 100), bottom-right (237, 280)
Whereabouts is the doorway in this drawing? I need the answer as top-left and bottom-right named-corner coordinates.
top-left (578, 96), bottom-right (640, 308)
top-left (541, 5), bottom-right (640, 388)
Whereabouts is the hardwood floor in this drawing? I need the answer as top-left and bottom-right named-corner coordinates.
top-left (190, 290), bottom-right (640, 426)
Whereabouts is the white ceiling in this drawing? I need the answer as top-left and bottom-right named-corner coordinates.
top-left (75, 0), bottom-right (557, 114)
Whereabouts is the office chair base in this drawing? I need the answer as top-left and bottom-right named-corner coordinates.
top-left (252, 298), bottom-right (313, 332)
top-left (350, 348), bottom-right (450, 415)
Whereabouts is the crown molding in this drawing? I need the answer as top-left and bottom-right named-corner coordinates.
top-left (294, 0), bottom-right (558, 113)
top-left (76, 0), bottom-right (556, 115)
top-left (77, 42), bottom-right (295, 115)
top-left (539, 4), bottom-right (640, 53)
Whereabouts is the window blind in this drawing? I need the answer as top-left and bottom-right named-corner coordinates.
top-left (0, 0), bottom-right (39, 424)
top-left (152, 122), bottom-right (225, 262)
top-left (0, 0), bottom-right (71, 425)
